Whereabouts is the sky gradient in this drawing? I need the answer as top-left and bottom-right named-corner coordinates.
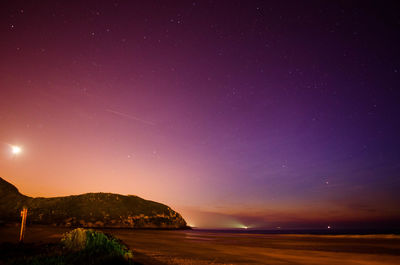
top-left (1, 0), bottom-right (400, 229)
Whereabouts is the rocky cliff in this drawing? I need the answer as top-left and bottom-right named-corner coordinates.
top-left (0, 177), bottom-right (188, 229)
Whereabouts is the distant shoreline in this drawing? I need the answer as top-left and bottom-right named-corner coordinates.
top-left (0, 222), bottom-right (192, 231)
top-left (192, 228), bottom-right (400, 235)
top-left (2, 223), bottom-right (398, 236)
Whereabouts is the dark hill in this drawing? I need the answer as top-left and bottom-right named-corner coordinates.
top-left (0, 177), bottom-right (187, 229)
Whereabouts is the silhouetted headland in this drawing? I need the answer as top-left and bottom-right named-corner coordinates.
top-left (0, 177), bottom-right (188, 229)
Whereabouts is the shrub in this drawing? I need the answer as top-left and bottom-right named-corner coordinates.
top-left (61, 228), bottom-right (133, 263)
top-left (85, 230), bottom-right (125, 256)
top-left (2, 229), bottom-right (133, 265)
top-left (61, 228), bottom-right (87, 251)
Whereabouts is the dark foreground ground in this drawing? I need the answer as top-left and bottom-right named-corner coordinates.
top-left (1, 225), bottom-right (399, 265)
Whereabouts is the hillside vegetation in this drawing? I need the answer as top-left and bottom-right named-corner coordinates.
top-left (0, 177), bottom-right (187, 229)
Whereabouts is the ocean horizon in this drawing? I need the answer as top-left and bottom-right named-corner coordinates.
top-left (192, 228), bottom-right (400, 235)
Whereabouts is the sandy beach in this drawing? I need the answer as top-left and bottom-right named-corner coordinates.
top-left (1, 226), bottom-right (399, 265)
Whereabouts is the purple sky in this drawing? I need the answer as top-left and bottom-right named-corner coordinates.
top-left (1, 0), bottom-right (399, 229)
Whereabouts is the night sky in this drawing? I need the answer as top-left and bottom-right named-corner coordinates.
top-left (1, 1), bottom-right (400, 229)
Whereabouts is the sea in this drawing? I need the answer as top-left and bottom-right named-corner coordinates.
top-left (194, 228), bottom-right (400, 235)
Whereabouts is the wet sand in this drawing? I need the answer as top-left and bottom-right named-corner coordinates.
top-left (1, 226), bottom-right (399, 265)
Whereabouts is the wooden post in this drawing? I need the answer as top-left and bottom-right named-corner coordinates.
top-left (19, 207), bottom-right (28, 243)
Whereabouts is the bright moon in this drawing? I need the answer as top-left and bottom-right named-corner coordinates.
top-left (11, 146), bottom-right (22, 154)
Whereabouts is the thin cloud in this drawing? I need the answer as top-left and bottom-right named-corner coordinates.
top-left (105, 109), bottom-right (155, 126)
